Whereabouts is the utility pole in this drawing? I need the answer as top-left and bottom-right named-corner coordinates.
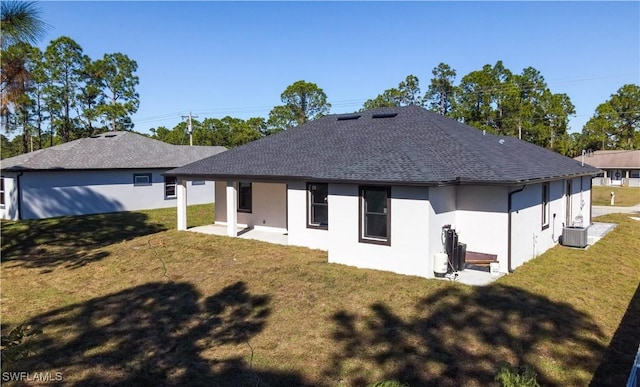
top-left (181, 112), bottom-right (198, 146)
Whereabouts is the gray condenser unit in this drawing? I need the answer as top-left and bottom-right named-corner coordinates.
top-left (562, 226), bottom-right (588, 248)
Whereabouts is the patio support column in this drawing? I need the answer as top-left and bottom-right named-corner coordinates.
top-left (177, 177), bottom-right (188, 231)
top-left (226, 181), bottom-right (238, 237)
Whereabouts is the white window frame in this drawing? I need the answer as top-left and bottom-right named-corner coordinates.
top-left (0, 176), bottom-right (5, 207)
top-left (165, 176), bottom-right (177, 199)
top-left (307, 183), bottom-right (328, 229)
top-left (542, 182), bottom-right (550, 230)
top-left (133, 173), bottom-right (152, 186)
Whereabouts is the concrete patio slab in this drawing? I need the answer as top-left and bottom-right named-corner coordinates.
top-left (188, 224), bottom-right (289, 246)
top-left (587, 222), bottom-right (617, 246)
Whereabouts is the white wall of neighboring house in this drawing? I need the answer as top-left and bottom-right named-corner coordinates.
top-left (0, 172), bottom-right (19, 220)
top-left (592, 169), bottom-right (640, 187)
top-left (1, 169), bottom-right (214, 220)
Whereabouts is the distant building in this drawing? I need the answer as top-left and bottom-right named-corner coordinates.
top-left (1, 132), bottom-right (226, 220)
top-left (575, 150), bottom-right (640, 187)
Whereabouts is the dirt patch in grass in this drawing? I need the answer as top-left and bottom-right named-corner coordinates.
top-left (592, 186), bottom-right (640, 206)
top-left (1, 209), bottom-right (638, 386)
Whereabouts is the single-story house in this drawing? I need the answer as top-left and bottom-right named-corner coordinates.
top-left (574, 150), bottom-right (640, 187)
top-left (1, 131), bottom-right (225, 220)
top-left (166, 105), bottom-right (599, 278)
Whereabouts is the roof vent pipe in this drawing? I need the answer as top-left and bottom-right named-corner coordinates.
top-left (581, 149), bottom-right (585, 166)
top-left (483, 130), bottom-right (486, 135)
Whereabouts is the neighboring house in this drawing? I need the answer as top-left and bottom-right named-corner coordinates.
top-left (1, 131), bottom-right (225, 220)
top-left (574, 150), bottom-right (640, 187)
top-left (166, 105), bottom-right (599, 278)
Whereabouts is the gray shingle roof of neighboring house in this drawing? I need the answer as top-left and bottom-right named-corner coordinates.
top-left (573, 150), bottom-right (640, 169)
top-left (1, 131), bottom-right (226, 171)
top-left (167, 105), bottom-right (600, 185)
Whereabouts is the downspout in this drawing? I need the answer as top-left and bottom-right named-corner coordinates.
top-left (507, 185), bottom-right (526, 273)
top-left (16, 172), bottom-right (24, 220)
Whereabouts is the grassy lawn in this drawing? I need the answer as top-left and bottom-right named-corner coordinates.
top-left (592, 186), bottom-right (640, 206)
top-left (1, 205), bottom-right (639, 386)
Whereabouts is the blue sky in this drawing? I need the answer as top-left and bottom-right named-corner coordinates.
top-left (37, 1), bottom-right (639, 135)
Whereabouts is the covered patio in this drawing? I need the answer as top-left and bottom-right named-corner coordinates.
top-left (187, 224), bottom-right (289, 246)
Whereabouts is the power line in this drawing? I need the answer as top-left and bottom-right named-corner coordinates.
top-left (181, 112), bottom-right (198, 146)
top-left (132, 74), bottom-right (638, 129)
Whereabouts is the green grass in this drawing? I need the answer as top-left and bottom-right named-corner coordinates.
top-left (592, 186), bottom-right (640, 206)
top-left (1, 205), bottom-right (639, 386)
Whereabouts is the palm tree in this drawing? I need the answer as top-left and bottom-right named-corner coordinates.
top-left (1, 1), bottom-right (49, 49)
top-left (1, 1), bottom-right (48, 151)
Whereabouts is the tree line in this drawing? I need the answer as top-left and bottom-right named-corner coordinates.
top-left (2, 1), bottom-right (638, 159)
top-left (149, 67), bottom-right (639, 157)
top-left (1, 1), bottom-right (139, 156)
top-left (362, 63), bottom-right (639, 155)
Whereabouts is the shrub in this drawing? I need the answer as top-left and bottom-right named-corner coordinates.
top-left (495, 363), bottom-right (540, 387)
top-left (368, 380), bottom-right (409, 387)
top-left (0, 324), bottom-right (42, 372)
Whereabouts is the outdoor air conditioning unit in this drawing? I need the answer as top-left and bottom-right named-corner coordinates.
top-left (562, 226), bottom-right (588, 248)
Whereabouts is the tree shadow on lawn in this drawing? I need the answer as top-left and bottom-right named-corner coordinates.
top-left (8, 280), bottom-right (308, 386)
top-left (590, 282), bottom-right (640, 387)
top-left (326, 284), bottom-right (606, 387)
top-left (1, 211), bottom-right (166, 270)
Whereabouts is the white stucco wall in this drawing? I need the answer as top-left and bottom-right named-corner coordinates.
top-left (576, 176), bottom-right (592, 225)
top-left (582, 176), bottom-right (593, 224)
top-left (510, 180), bottom-right (566, 270)
top-left (565, 176), bottom-right (592, 227)
top-left (238, 182), bottom-right (287, 230)
top-left (211, 176), bottom-right (594, 278)
top-left (214, 181), bottom-right (287, 231)
top-left (426, 185), bottom-right (457, 276)
top-left (328, 184), bottom-right (432, 278)
top-left (214, 180), bottom-right (227, 223)
top-left (0, 172), bottom-right (19, 220)
top-left (286, 181), bottom-right (330, 251)
top-left (2, 169), bottom-right (214, 220)
top-left (455, 185), bottom-right (509, 272)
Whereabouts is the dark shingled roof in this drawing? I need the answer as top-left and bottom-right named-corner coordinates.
top-left (166, 105), bottom-right (600, 185)
top-left (1, 131), bottom-right (226, 171)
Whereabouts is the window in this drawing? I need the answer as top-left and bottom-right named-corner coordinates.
top-left (238, 182), bottom-right (252, 213)
top-left (307, 183), bottom-right (328, 229)
top-left (191, 180), bottom-right (205, 186)
top-left (359, 186), bottom-right (391, 245)
top-left (133, 173), bottom-right (152, 186)
top-left (542, 182), bottom-right (550, 230)
top-left (0, 177), bottom-right (5, 206)
top-left (165, 176), bottom-right (177, 199)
